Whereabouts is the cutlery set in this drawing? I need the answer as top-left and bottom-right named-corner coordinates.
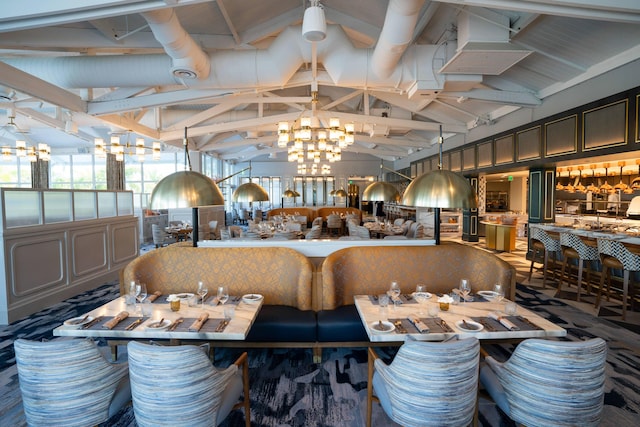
top-left (82, 316), bottom-right (103, 329)
top-left (125, 318), bottom-right (145, 331)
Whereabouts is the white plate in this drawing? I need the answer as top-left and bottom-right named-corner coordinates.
top-left (64, 315), bottom-right (94, 327)
top-left (477, 291), bottom-right (499, 299)
top-left (370, 320), bottom-right (395, 333)
top-left (175, 293), bottom-right (194, 301)
top-left (147, 319), bottom-right (171, 330)
top-left (455, 319), bottom-right (484, 332)
top-left (411, 291), bottom-right (433, 300)
top-left (242, 293), bottom-right (263, 304)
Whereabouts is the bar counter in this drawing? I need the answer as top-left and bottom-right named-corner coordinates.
top-left (529, 222), bottom-right (640, 246)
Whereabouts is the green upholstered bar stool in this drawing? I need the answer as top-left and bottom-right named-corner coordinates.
top-left (558, 232), bottom-right (600, 301)
top-left (596, 237), bottom-right (639, 320)
top-left (528, 227), bottom-right (561, 288)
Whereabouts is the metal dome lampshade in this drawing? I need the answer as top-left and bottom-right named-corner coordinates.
top-left (149, 170), bottom-right (224, 209)
top-left (362, 181), bottom-right (401, 202)
top-left (402, 169), bottom-right (477, 209)
top-left (283, 189), bottom-right (300, 198)
top-left (232, 182), bottom-right (269, 203)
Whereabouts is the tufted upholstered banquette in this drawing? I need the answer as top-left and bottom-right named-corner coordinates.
top-left (318, 242), bottom-right (517, 343)
top-left (121, 245), bottom-right (316, 342)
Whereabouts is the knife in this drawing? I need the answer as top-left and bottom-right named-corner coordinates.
top-left (439, 319), bottom-right (453, 332)
top-left (125, 318), bottom-right (144, 331)
top-left (478, 318), bottom-right (495, 331)
top-left (82, 316), bottom-right (103, 329)
top-left (168, 317), bottom-right (184, 331)
top-left (215, 319), bottom-right (229, 332)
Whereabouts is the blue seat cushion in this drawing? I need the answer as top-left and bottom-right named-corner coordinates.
top-left (246, 305), bottom-right (316, 342)
top-left (316, 305), bottom-right (368, 342)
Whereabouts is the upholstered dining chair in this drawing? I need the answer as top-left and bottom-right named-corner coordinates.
top-left (480, 338), bottom-right (607, 427)
top-left (14, 338), bottom-right (131, 427)
top-left (367, 337), bottom-right (480, 427)
top-left (127, 341), bottom-right (250, 427)
top-left (152, 223), bottom-right (177, 248)
top-left (327, 214), bottom-right (342, 236)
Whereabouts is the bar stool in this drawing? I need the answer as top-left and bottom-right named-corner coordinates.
top-left (559, 232), bottom-right (600, 301)
top-left (596, 238), bottom-right (639, 320)
top-left (528, 227), bottom-right (562, 288)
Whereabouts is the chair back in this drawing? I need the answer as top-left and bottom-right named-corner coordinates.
top-left (393, 218), bottom-right (405, 227)
top-left (559, 232), bottom-right (599, 260)
top-left (14, 338), bottom-right (129, 427)
top-left (305, 225), bottom-right (322, 239)
top-left (497, 338), bottom-right (607, 426)
top-left (311, 216), bottom-right (323, 228)
top-left (208, 220), bottom-right (219, 240)
top-left (529, 227), bottom-right (561, 252)
top-left (127, 341), bottom-right (238, 427)
top-left (597, 238), bottom-right (640, 270)
top-left (375, 338), bottom-right (480, 426)
top-left (327, 214), bottom-right (342, 228)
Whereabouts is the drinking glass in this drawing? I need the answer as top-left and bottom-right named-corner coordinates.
top-left (130, 281), bottom-right (140, 307)
top-left (388, 281), bottom-right (401, 308)
top-left (197, 281), bottom-right (208, 309)
top-left (459, 279), bottom-right (471, 304)
top-left (136, 283), bottom-right (147, 304)
top-left (493, 283), bottom-right (505, 302)
top-left (217, 285), bottom-right (229, 305)
top-left (414, 284), bottom-right (428, 315)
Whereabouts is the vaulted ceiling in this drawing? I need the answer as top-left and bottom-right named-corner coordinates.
top-left (0, 0), bottom-right (639, 164)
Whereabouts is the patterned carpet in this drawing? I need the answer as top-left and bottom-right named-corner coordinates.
top-left (1, 241), bottom-right (640, 426)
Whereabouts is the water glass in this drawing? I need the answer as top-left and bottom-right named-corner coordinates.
top-left (141, 301), bottom-right (153, 317)
top-left (427, 303), bottom-right (439, 317)
top-left (378, 294), bottom-right (389, 318)
top-left (493, 283), bottom-right (505, 302)
top-left (224, 305), bottom-right (236, 321)
top-left (505, 301), bottom-right (517, 315)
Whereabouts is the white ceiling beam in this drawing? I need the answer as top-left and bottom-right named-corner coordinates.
top-left (0, 0), bottom-right (213, 32)
top-left (238, 6), bottom-right (302, 45)
top-left (216, 0), bottom-right (241, 46)
top-left (98, 113), bottom-right (160, 139)
top-left (0, 61), bottom-right (86, 112)
top-left (320, 90), bottom-right (364, 111)
top-left (160, 111), bottom-right (301, 140)
top-left (323, 8), bottom-right (381, 46)
top-left (437, 0), bottom-right (640, 23)
top-left (442, 89), bottom-right (541, 107)
top-left (316, 110), bottom-right (468, 134)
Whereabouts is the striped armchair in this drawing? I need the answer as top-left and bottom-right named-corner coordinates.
top-left (367, 337), bottom-right (480, 427)
top-left (14, 338), bottom-right (131, 427)
top-left (128, 341), bottom-right (250, 427)
top-left (480, 338), bottom-right (607, 427)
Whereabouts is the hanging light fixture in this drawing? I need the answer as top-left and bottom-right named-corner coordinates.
top-left (575, 166), bottom-right (586, 193)
top-left (362, 161), bottom-right (408, 202)
top-left (0, 115), bottom-right (50, 163)
top-left (150, 127), bottom-right (224, 209)
top-left (95, 132), bottom-right (162, 162)
top-left (614, 161), bottom-right (629, 192)
top-left (586, 165), bottom-right (599, 193)
top-left (232, 161), bottom-right (270, 203)
top-left (631, 160), bottom-right (640, 190)
top-left (600, 163), bottom-right (613, 194)
top-left (402, 125), bottom-right (477, 244)
top-left (302, 0), bottom-right (326, 42)
top-left (555, 167), bottom-right (564, 191)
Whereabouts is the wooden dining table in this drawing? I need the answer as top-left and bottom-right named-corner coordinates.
top-left (354, 294), bottom-right (566, 343)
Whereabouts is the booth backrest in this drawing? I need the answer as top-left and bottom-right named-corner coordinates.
top-left (316, 207), bottom-right (362, 224)
top-left (122, 246), bottom-right (314, 310)
top-left (267, 208), bottom-right (317, 223)
top-left (320, 242), bottom-right (516, 310)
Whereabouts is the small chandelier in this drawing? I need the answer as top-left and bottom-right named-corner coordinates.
top-left (94, 133), bottom-right (162, 162)
top-left (297, 163), bottom-right (331, 175)
top-left (1, 116), bottom-right (50, 162)
top-left (277, 110), bottom-right (354, 164)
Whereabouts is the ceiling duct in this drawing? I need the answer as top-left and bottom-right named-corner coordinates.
top-left (439, 9), bottom-right (531, 75)
top-left (141, 9), bottom-right (210, 80)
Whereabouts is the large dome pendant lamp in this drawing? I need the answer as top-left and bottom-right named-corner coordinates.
top-left (402, 125), bottom-right (477, 244)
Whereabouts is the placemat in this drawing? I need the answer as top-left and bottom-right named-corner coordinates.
top-left (368, 294), bottom-right (417, 305)
top-left (388, 317), bottom-right (453, 334)
top-left (173, 317), bottom-right (227, 333)
top-left (471, 315), bottom-right (543, 332)
top-left (83, 316), bottom-right (147, 330)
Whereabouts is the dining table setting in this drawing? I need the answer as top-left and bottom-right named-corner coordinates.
top-left (53, 290), bottom-right (264, 341)
top-left (363, 221), bottom-right (404, 238)
top-left (355, 290), bottom-right (566, 342)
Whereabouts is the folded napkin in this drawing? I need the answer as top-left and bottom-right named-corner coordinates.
top-left (188, 312), bottom-right (209, 332)
top-left (452, 288), bottom-right (473, 302)
top-left (488, 312), bottom-right (519, 330)
top-left (146, 291), bottom-right (162, 302)
top-left (408, 316), bottom-right (429, 333)
top-left (102, 311), bottom-right (129, 329)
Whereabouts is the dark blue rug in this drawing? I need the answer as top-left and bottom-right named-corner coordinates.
top-left (1, 282), bottom-right (639, 426)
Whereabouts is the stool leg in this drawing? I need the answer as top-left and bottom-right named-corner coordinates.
top-left (558, 257), bottom-right (568, 295)
top-left (622, 270), bottom-right (630, 321)
top-left (576, 260), bottom-right (584, 302)
top-left (542, 250), bottom-right (550, 289)
top-left (595, 265), bottom-right (608, 309)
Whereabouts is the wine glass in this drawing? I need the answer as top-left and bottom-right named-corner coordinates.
top-left (414, 284), bottom-right (428, 315)
top-left (217, 285), bottom-right (229, 305)
top-left (493, 283), bottom-right (505, 303)
top-left (389, 281), bottom-right (401, 309)
top-left (136, 283), bottom-right (147, 304)
top-left (459, 279), bottom-right (471, 304)
top-left (197, 281), bottom-right (208, 309)
top-left (129, 281), bottom-right (140, 307)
